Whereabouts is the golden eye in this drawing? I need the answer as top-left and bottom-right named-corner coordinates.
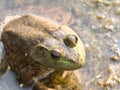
top-left (51, 50), bottom-right (60, 60)
top-left (64, 34), bottom-right (78, 47)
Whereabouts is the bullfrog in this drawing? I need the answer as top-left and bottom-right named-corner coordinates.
top-left (0, 14), bottom-right (85, 90)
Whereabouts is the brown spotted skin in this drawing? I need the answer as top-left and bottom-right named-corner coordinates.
top-left (2, 15), bottom-right (60, 69)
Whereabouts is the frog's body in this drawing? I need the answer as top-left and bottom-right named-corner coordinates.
top-left (1, 14), bottom-right (85, 89)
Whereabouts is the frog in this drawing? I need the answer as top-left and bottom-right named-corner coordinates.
top-left (0, 14), bottom-right (85, 90)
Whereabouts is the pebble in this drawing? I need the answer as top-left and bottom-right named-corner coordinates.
top-left (105, 18), bottom-right (116, 24)
top-left (96, 13), bottom-right (105, 20)
top-left (104, 24), bottom-right (114, 31)
top-left (115, 8), bottom-right (120, 15)
top-left (111, 55), bottom-right (119, 61)
top-left (112, 0), bottom-right (120, 6)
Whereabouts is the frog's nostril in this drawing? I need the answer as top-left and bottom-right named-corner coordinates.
top-left (64, 34), bottom-right (78, 47)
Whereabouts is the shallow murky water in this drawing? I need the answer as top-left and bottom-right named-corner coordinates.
top-left (0, 0), bottom-right (120, 90)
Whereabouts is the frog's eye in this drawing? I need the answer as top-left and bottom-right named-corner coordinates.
top-left (51, 50), bottom-right (60, 60)
top-left (64, 34), bottom-right (78, 47)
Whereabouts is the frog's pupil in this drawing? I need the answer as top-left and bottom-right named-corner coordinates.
top-left (51, 51), bottom-right (60, 60)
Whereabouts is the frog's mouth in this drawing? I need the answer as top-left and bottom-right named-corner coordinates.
top-left (50, 60), bottom-right (83, 70)
top-left (31, 54), bottom-right (82, 70)
top-left (36, 60), bottom-right (82, 70)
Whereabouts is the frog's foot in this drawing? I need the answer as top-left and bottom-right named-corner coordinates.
top-left (0, 59), bottom-right (8, 76)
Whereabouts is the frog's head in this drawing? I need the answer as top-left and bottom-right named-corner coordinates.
top-left (31, 25), bottom-right (85, 70)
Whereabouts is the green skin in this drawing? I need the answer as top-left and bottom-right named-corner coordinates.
top-left (1, 14), bottom-right (85, 86)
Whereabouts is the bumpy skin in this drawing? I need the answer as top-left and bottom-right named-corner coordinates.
top-left (1, 15), bottom-right (85, 87)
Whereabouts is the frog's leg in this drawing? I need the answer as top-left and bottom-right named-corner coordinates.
top-left (32, 69), bottom-right (55, 82)
top-left (32, 69), bottom-right (55, 90)
top-left (17, 65), bottom-right (37, 86)
top-left (32, 70), bottom-right (68, 90)
top-left (17, 65), bottom-right (55, 86)
top-left (0, 57), bottom-right (8, 76)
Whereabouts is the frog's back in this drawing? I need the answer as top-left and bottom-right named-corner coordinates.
top-left (2, 14), bottom-right (60, 49)
top-left (3, 14), bottom-right (59, 31)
